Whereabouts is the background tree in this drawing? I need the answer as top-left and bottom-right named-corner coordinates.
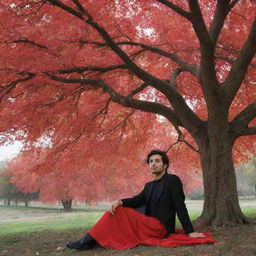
top-left (0, 0), bottom-right (255, 226)
top-left (6, 128), bottom-right (202, 211)
top-left (0, 173), bottom-right (39, 206)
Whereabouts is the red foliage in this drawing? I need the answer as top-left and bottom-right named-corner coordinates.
top-left (0, 0), bottom-right (255, 202)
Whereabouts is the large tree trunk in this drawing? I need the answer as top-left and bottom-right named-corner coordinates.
top-left (196, 123), bottom-right (248, 226)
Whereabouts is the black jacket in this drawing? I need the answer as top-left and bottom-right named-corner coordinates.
top-left (121, 173), bottom-right (194, 234)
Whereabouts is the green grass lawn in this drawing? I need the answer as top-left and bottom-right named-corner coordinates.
top-left (0, 205), bottom-right (105, 235)
top-left (1, 201), bottom-right (255, 256)
top-left (0, 213), bottom-right (103, 235)
top-left (1, 200), bottom-right (255, 235)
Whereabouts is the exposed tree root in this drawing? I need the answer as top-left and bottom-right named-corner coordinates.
top-left (193, 214), bottom-right (249, 231)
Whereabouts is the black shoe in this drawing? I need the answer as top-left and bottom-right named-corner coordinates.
top-left (80, 234), bottom-right (96, 248)
top-left (66, 240), bottom-right (83, 250)
top-left (66, 234), bottom-right (96, 250)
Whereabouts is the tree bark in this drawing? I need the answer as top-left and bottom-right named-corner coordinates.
top-left (196, 124), bottom-right (248, 226)
top-left (61, 200), bottom-right (72, 212)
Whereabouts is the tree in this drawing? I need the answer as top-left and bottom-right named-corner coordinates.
top-left (6, 150), bottom-right (104, 211)
top-left (0, 174), bottom-right (15, 205)
top-left (0, 0), bottom-right (255, 226)
top-left (6, 129), bottom-right (201, 210)
top-left (0, 173), bottom-right (39, 206)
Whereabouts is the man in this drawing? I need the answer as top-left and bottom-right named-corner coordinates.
top-left (66, 149), bottom-right (204, 250)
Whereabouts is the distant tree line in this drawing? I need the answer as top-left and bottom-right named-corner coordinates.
top-left (0, 173), bottom-right (39, 206)
top-left (1, 155), bottom-right (255, 209)
top-left (0, 161), bottom-right (39, 206)
top-left (188, 156), bottom-right (256, 200)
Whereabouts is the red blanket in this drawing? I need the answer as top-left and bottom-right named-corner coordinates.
top-left (160, 229), bottom-right (215, 247)
top-left (89, 206), bottom-right (216, 249)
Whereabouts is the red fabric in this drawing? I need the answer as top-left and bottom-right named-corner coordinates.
top-left (160, 229), bottom-right (216, 247)
top-left (88, 206), bottom-right (216, 249)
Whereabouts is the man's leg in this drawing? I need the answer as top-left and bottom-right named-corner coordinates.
top-left (66, 233), bottom-right (96, 250)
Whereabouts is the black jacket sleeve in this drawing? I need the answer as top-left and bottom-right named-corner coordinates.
top-left (170, 176), bottom-right (194, 234)
top-left (120, 185), bottom-right (146, 209)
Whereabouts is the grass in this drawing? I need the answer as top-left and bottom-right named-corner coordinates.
top-left (0, 213), bottom-right (103, 235)
top-left (1, 202), bottom-right (255, 235)
top-left (0, 200), bottom-right (256, 256)
top-left (240, 207), bottom-right (256, 218)
top-left (0, 205), bottom-right (105, 235)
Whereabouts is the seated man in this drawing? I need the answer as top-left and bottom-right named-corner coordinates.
top-left (66, 149), bottom-right (204, 250)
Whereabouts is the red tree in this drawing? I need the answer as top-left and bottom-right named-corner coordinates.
top-left (6, 120), bottom-right (201, 210)
top-left (0, 0), bottom-right (255, 226)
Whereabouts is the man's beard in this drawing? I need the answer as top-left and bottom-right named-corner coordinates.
top-left (152, 169), bottom-right (164, 175)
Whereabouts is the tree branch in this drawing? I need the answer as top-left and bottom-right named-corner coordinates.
top-left (44, 72), bottom-right (183, 127)
top-left (209, 0), bottom-right (231, 46)
top-left (155, 0), bottom-right (191, 20)
top-left (101, 110), bottom-right (136, 136)
top-left (117, 41), bottom-right (200, 77)
top-left (0, 72), bottom-right (36, 101)
top-left (230, 101), bottom-right (256, 138)
top-left (78, 40), bottom-right (200, 77)
top-left (188, 0), bottom-right (219, 99)
top-left (47, 2), bottom-right (176, 96)
top-left (44, 72), bottom-right (99, 86)
top-left (57, 64), bottom-right (127, 74)
top-left (169, 68), bottom-right (183, 88)
top-left (97, 80), bottom-right (183, 127)
top-left (13, 39), bottom-right (48, 49)
top-left (230, 9), bottom-right (253, 25)
top-left (81, 20), bottom-right (204, 132)
top-left (47, 0), bottom-right (84, 19)
top-left (127, 82), bottom-right (148, 98)
top-left (188, 0), bottom-right (211, 45)
top-left (223, 18), bottom-right (256, 107)
top-left (229, 0), bottom-right (240, 10)
top-left (46, 0), bottom-right (204, 135)
top-left (240, 126), bottom-right (256, 136)
top-left (165, 127), bottom-right (199, 153)
top-left (71, 0), bottom-right (86, 15)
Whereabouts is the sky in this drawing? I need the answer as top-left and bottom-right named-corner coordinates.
top-left (0, 142), bottom-right (23, 161)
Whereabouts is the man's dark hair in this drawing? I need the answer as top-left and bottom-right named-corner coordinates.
top-left (146, 150), bottom-right (169, 170)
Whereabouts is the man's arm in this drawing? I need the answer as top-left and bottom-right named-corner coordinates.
top-left (108, 200), bottom-right (123, 214)
top-left (108, 185), bottom-right (146, 214)
top-left (170, 175), bottom-right (204, 237)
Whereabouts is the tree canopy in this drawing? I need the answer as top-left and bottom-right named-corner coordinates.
top-left (0, 0), bottom-right (255, 225)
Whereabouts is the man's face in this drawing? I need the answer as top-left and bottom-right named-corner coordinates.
top-left (148, 154), bottom-right (167, 176)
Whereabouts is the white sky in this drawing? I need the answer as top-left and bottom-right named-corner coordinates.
top-left (0, 142), bottom-right (23, 161)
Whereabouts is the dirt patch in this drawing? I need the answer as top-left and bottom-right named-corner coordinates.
top-left (1, 219), bottom-right (255, 256)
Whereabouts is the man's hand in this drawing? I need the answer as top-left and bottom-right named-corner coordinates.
top-left (108, 200), bottom-right (123, 214)
top-left (188, 232), bottom-right (205, 238)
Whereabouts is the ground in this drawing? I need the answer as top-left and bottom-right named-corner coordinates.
top-left (1, 222), bottom-right (256, 256)
top-left (0, 200), bottom-right (255, 256)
